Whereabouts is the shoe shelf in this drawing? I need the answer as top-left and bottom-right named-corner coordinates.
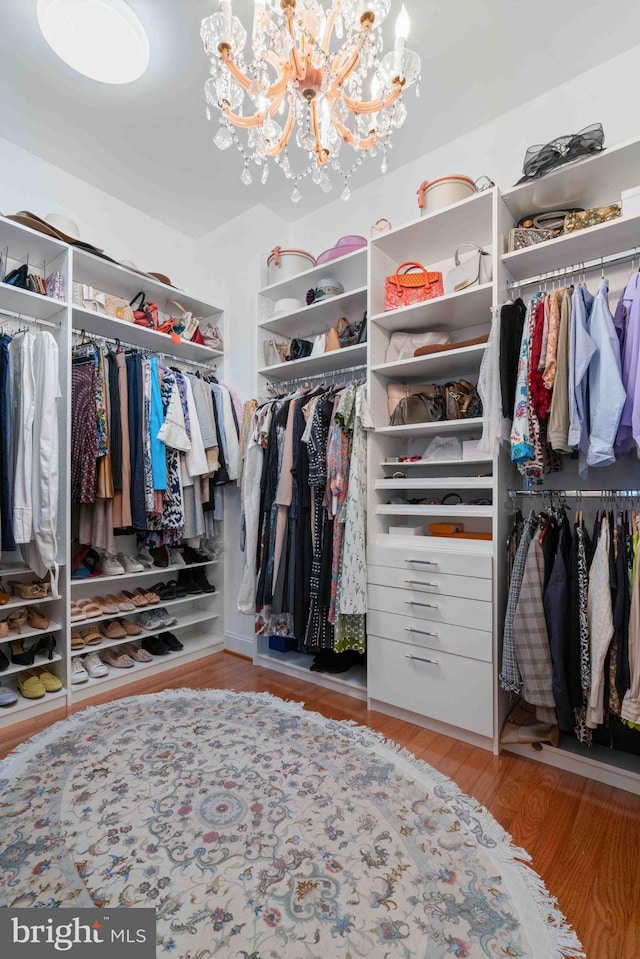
top-left (70, 559), bottom-right (218, 588)
top-left (0, 685), bottom-right (68, 724)
top-left (380, 456), bottom-right (492, 468)
top-left (71, 595), bottom-right (218, 629)
top-left (375, 477), bottom-right (493, 491)
top-left (70, 610), bottom-right (220, 658)
top-left (2, 621), bottom-right (63, 642)
top-left (1, 594), bottom-right (61, 612)
top-left (70, 628), bottom-right (223, 702)
top-left (254, 644), bottom-right (367, 701)
top-left (376, 504), bottom-right (493, 518)
top-left (0, 651), bottom-right (63, 680)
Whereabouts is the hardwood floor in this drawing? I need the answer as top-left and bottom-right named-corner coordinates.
top-left (2, 650), bottom-right (639, 959)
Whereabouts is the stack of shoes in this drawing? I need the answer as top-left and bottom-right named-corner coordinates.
top-left (177, 568), bottom-right (216, 595)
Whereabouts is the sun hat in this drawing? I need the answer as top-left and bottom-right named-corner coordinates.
top-left (316, 235), bottom-right (367, 265)
top-left (6, 210), bottom-right (103, 252)
top-left (313, 278), bottom-right (345, 301)
top-left (272, 297), bottom-right (303, 317)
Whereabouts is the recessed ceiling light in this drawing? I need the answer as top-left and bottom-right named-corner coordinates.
top-left (37, 0), bottom-right (149, 84)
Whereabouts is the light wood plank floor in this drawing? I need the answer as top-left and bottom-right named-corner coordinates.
top-left (1, 651), bottom-right (638, 959)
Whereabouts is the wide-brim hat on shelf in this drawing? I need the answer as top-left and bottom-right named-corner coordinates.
top-left (316, 234), bottom-right (367, 264)
top-left (6, 210), bottom-right (104, 253)
top-left (272, 297), bottom-right (303, 317)
top-left (312, 278), bottom-right (345, 302)
top-left (120, 260), bottom-right (177, 287)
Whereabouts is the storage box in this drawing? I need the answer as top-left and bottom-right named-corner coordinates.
top-left (389, 525), bottom-right (424, 536)
top-left (463, 439), bottom-right (481, 459)
top-left (622, 186), bottom-right (640, 218)
top-left (268, 635), bottom-right (298, 653)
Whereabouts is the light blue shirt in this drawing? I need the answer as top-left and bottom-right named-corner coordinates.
top-left (568, 284), bottom-right (595, 465)
top-left (586, 279), bottom-right (625, 469)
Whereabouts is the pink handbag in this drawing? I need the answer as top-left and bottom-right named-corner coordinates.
top-left (384, 261), bottom-right (444, 312)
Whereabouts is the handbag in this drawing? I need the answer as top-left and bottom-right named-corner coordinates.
top-left (385, 330), bottom-right (450, 363)
top-left (444, 380), bottom-right (483, 420)
top-left (387, 382), bottom-right (445, 419)
top-left (130, 291), bottom-right (159, 329)
top-left (358, 310), bottom-right (368, 344)
top-left (167, 299), bottom-right (202, 342)
top-left (337, 317), bottom-right (358, 348)
top-left (263, 339), bottom-right (283, 366)
top-left (203, 323), bottom-right (224, 350)
top-left (287, 338), bottom-right (313, 361)
top-left (384, 262), bottom-right (444, 312)
top-left (310, 333), bottom-right (326, 357)
top-left (389, 388), bottom-right (446, 426)
top-left (326, 326), bottom-right (340, 351)
top-left (73, 283), bottom-right (107, 313)
top-left (45, 270), bottom-right (65, 301)
top-left (444, 243), bottom-right (492, 295)
top-left (371, 218), bottom-right (392, 237)
top-left (3, 264), bottom-right (29, 289)
top-left (105, 295), bottom-right (134, 323)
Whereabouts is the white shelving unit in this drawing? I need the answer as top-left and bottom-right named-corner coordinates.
top-left (0, 215), bottom-right (225, 727)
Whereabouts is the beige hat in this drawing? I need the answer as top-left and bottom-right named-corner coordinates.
top-left (6, 210), bottom-right (103, 252)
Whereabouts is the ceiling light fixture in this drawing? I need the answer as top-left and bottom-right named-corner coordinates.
top-left (37, 0), bottom-right (149, 84)
top-left (201, 0), bottom-right (421, 201)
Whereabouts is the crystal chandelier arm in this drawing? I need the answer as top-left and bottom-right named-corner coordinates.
top-left (266, 96), bottom-right (297, 157)
top-left (221, 49), bottom-right (291, 99)
top-left (341, 84), bottom-right (402, 115)
top-left (333, 20), bottom-right (373, 85)
top-left (282, 4), bottom-right (305, 81)
top-left (321, 6), bottom-right (339, 53)
top-left (224, 83), bottom-right (287, 131)
top-left (310, 100), bottom-right (331, 164)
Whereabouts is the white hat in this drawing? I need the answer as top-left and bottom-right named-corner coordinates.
top-left (272, 298), bottom-right (303, 317)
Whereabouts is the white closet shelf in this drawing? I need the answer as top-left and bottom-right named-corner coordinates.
top-left (376, 418), bottom-right (484, 438)
top-left (370, 189), bottom-right (494, 265)
top-left (0, 282), bottom-right (66, 321)
top-left (380, 457), bottom-right (492, 468)
top-left (70, 559), bottom-right (218, 588)
top-left (72, 248), bottom-right (222, 319)
top-left (259, 343), bottom-right (367, 381)
top-left (0, 621), bottom-right (63, 642)
top-left (377, 504), bottom-right (493, 518)
top-left (0, 652), bottom-right (63, 679)
top-left (69, 612), bottom-right (220, 657)
top-left (501, 134), bottom-right (640, 220)
top-left (371, 283), bottom-right (492, 333)
top-left (255, 648), bottom-right (368, 700)
top-left (72, 306), bottom-right (223, 362)
top-left (0, 213), bottom-right (69, 261)
top-left (259, 286), bottom-right (367, 336)
top-left (70, 593), bottom-right (218, 628)
top-left (259, 248), bottom-right (367, 301)
top-left (372, 342), bottom-right (487, 381)
top-left (375, 477), bottom-right (493, 491)
top-left (70, 628), bottom-right (223, 700)
top-left (502, 211), bottom-right (640, 280)
top-left (0, 686), bottom-right (67, 724)
top-left (1, 593), bottom-right (60, 611)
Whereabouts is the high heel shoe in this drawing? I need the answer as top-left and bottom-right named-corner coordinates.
top-left (6, 608), bottom-right (27, 634)
top-left (0, 647), bottom-right (9, 671)
top-left (26, 607), bottom-right (51, 631)
top-left (0, 620), bottom-right (9, 639)
top-left (12, 580), bottom-right (51, 600)
top-left (30, 634), bottom-right (56, 661)
top-left (10, 639), bottom-right (35, 666)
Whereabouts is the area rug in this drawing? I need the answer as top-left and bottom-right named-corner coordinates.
top-left (0, 689), bottom-right (583, 958)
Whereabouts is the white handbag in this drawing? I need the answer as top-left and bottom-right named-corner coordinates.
top-left (385, 330), bottom-right (450, 364)
top-left (310, 333), bottom-right (326, 357)
top-left (73, 282), bottom-right (107, 314)
top-left (444, 243), bottom-right (493, 295)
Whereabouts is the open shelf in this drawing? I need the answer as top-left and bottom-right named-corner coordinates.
top-left (0, 651), bottom-right (63, 679)
top-left (376, 418), bottom-right (484, 438)
top-left (73, 306), bottom-right (223, 362)
top-left (0, 593), bottom-right (60, 611)
top-left (376, 504), bottom-right (493, 518)
top-left (0, 282), bottom-right (66, 321)
top-left (372, 342), bottom-right (487, 381)
top-left (71, 559), bottom-right (218, 588)
top-left (0, 213), bottom-right (69, 261)
top-left (371, 282), bottom-right (492, 335)
top-left (380, 456), bottom-right (492, 468)
top-left (254, 647), bottom-right (367, 701)
top-left (0, 620), bottom-right (62, 642)
top-left (259, 343), bottom-right (367, 381)
top-left (0, 685), bottom-right (67, 723)
top-left (69, 612), bottom-right (220, 658)
top-left (70, 593), bottom-right (217, 628)
top-left (259, 248), bottom-right (367, 301)
top-left (375, 477), bottom-right (493, 491)
top-left (259, 286), bottom-right (367, 336)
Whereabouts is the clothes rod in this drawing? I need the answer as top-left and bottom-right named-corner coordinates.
top-left (508, 488), bottom-right (640, 498)
top-left (0, 308), bottom-right (61, 330)
top-left (71, 328), bottom-right (219, 373)
top-left (506, 244), bottom-right (640, 291)
top-left (270, 363), bottom-right (367, 390)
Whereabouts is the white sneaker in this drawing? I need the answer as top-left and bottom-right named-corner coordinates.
top-left (83, 651), bottom-right (109, 678)
top-left (71, 657), bottom-right (89, 683)
top-left (99, 553), bottom-right (125, 576)
top-left (136, 547), bottom-right (156, 569)
top-left (168, 548), bottom-right (186, 567)
top-left (117, 552), bottom-right (145, 573)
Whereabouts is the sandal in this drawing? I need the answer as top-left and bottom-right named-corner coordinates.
top-left (107, 593), bottom-right (136, 612)
top-left (26, 607), bottom-right (51, 631)
top-left (93, 595), bottom-right (120, 615)
top-left (76, 598), bottom-right (102, 619)
top-left (136, 587), bottom-right (160, 605)
top-left (121, 590), bottom-right (148, 608)
top-left (79, 625), bottom-right (102, 646)
top-left (70, 601), bottom-right (87, 621)
top-left (100, 620), bottom-right (127, 640)
top-left (6, 608), bottom-right (27, 634)
top-left (12, 581), bottom-right (51, 600)
top-left (70, 630), bottom-right (86, 650)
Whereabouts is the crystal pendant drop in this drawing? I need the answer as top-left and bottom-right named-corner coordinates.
top-left (214, 125), bottom-right (234, 150)
top-left (341, 184), bottom-right (351, 202)
top-left (241, 167), bottom-right (253, 186)
top-left (381, 156), bottom-right (388, 174)
top-left (312, 165), bottom-right (323, 185)
top-left (320, 176), bottom-right (333, 194)
top-left (261, 163), bottom-right (270, 184)
top-left (206, 106), bottom-right (211, 122)
top-left (395, 101), bottom-right (408, 128)
top-left (301, 131), bottom-right (316, 152)
top-left (291, 185), bottom-right (302, 203)
top-left (416, 82), bottom-right (421, 98)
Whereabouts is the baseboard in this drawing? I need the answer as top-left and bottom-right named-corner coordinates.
top-left (225, 632), bottom-right (253, 658)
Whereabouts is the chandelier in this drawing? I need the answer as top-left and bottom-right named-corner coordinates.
top-left (200, 0), bottom-right (421, 201)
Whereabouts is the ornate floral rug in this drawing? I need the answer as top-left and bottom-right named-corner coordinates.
top-left (0, 689), bottom-right (583, 958)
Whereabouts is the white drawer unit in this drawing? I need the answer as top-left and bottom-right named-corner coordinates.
top-left (367, 584), bottom-right (492, 633)
top-left (367, 544), bottom-right (492, 580)
top-left (367, 609), bottom-right (492, 663)
top-left (368, 634), bottom-right (494, 737)
top-left (368, 564), bottom-right (492, 602)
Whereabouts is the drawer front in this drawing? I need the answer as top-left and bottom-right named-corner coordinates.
top-left (368, 634), bottom-right (494, 736)
top-left (368, 545), bottom-right (492, 580)
top-left (368, 584), bottom-right (492, 632)
top-left (367, 608), bottom-right (492, 663)
top-left (368, 564), bottom-right (491, 602)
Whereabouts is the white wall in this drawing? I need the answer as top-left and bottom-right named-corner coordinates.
top-left (207, 43), bottom-right (640, 652)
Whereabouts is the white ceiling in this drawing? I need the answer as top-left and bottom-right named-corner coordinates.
top-left (1, 0), bottom-right (640, 238)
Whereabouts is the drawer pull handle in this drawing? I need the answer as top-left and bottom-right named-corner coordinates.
top-left (404, 580), bottom-right (438, 587)
top-left (405, 559), bottom-right (437, 566)
top-left (406, 654), bottom-right (440, 665)
top-left (405, 627), bottom-right (439, 637)
top-left (405, 600), bottom-right (439, 609)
